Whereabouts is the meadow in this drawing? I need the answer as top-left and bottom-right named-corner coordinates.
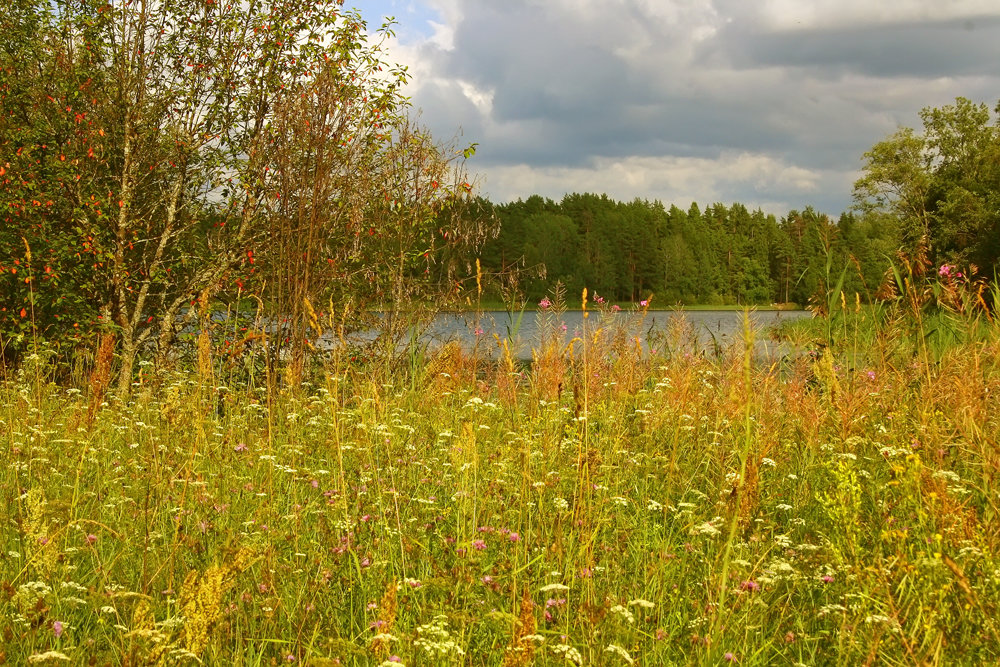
top-left (3, 295), bottom-right (1000, 666)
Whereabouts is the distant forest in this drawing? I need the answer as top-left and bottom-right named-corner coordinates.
top-left (471, 194), bottom-right (899, 306)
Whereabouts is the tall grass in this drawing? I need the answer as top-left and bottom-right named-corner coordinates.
top-left (2, 288), bottom-right (999, 664)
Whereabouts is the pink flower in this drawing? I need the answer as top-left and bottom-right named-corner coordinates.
top-left (53, 620), bottom-right (64, 638)
top-left (640, 299), bottom-right (649, 307)
top-left (938, 264), bottom-right (953, 277)
top-left (739, 580), bottom-right (760, 592)
top-left (539, 298), bottom-right (552, 309)
top-left (472, 539), bottom-right (487, 550)
top-left (821, 575), bottom-right (834, 583)
top-left (508, 532), bottom-right (520, 542)
top-left (611, 304), bottom-right (620, 312)
top-left (86, 534), bottom-right (97, 545)
top-left (724, 652), bottom-right (735, 662)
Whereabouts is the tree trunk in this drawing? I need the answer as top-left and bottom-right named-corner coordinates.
top-left (117, 333), bottom-right (137, 396)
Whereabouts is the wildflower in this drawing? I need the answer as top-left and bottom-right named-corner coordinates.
top-left (724, 652), bottom-right (736, 662)
top-left (53, 620), bottom-right (63, 638)
top-left (540, 583), bottom-right (569, 593)
top-left (472, 539), bottom-right (487, 551)
top-left (821, 575), bottom-right (834, 583)
top-left (539, 298), bottom-right (552, 309)
top-left (509, 532), bottom-right (520, 542)
top-left (550, 643), bottom-right (583, 665)
top-left (610, 604), bottom-right (635, 624)
top-left (605, 643), bottom-right (634, 664)
top-left (27, 651), bottom-right (71, 663)
top-left (691, 519), bottom-right (721, 537)
top-left (640, 299), bottom-right (648, 307)
top-left (938, 264), bottom-right (952, 277)
top-left (739, 580), bottom-right (760, 592)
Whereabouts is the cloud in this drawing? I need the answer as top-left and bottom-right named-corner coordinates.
top-left (360, 0), bottom-right (1000, 215)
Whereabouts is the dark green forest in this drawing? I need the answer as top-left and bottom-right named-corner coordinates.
top-left (475, 195), bottom-right (896, 306)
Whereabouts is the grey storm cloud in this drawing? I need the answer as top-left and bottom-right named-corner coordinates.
top-left (712, 15), bottom-right (1000, 78)
top-left (389, 0), bottom-right (1000, 214)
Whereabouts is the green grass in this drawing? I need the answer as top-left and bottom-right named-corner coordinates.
top-left (2, 312), bottom-right (1000, 665)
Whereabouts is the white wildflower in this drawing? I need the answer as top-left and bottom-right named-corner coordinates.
top-left (540, 583), bottom-right (570, 593)
top-left (610, 604), bottom-right (635, 624)
top-left (605, 644), bottom-right (634, 664)
top-left (550, 643), bottom-right (583, 665)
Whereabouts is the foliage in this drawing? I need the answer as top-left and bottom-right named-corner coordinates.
top-left (0, 0), bottom-right (488, 386)
top-left (855, 97), bottom-right (1000, 269)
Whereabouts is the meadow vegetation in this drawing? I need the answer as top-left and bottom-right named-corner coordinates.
top-left (3, 269), bottom-right (1000, 666)
top-left (4, 2), bottom-right (1000, 664)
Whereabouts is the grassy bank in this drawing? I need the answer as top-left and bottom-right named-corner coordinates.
top-left (4, 316), bottom-right (1000, 665)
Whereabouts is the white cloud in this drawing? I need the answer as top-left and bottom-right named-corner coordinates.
top-left (481, 153), bottom-right (829, 215)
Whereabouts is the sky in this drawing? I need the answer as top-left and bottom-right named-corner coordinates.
top-left (354, 0), bottom-right (1000, 217)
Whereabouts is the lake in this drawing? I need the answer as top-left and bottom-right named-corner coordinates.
top-left (349, 309), bottom-right (813, 361)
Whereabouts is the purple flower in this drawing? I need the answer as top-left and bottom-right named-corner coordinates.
top-left (508, 532), bottom-right (520, 542)
top-left (53, 621), bottom-right (64, 638)
top-left (739, 580), bottom-right (760, 592)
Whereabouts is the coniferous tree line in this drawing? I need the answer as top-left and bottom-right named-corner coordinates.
top-left (470, 194), bottom-right (899, 306)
